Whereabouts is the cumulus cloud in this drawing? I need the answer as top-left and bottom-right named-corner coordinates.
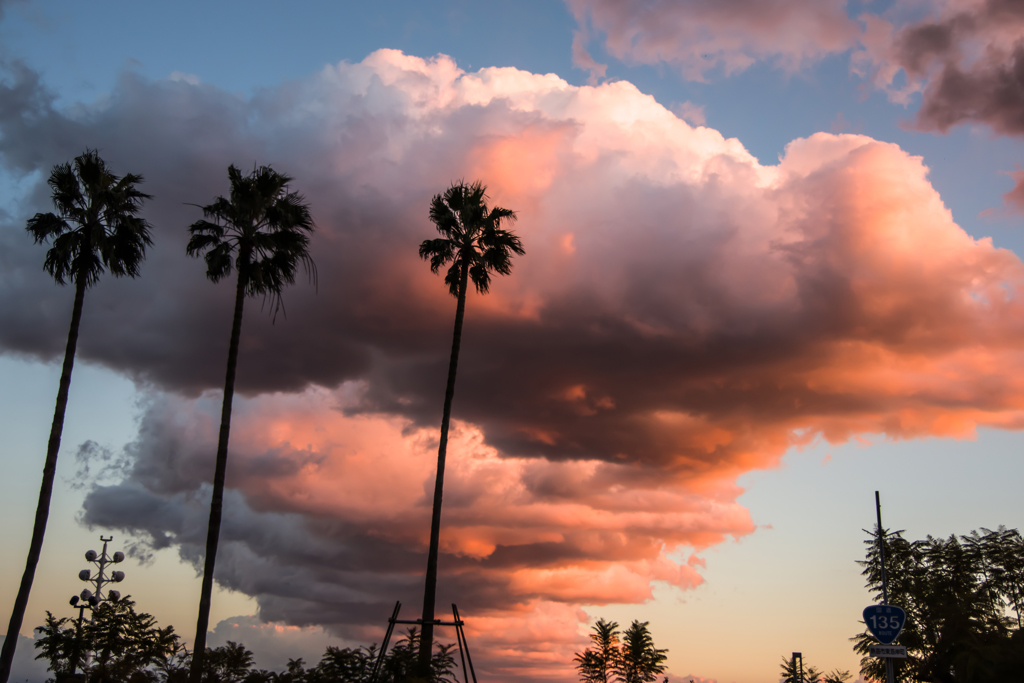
top-left (4, 49), bottom-right (1024, 680)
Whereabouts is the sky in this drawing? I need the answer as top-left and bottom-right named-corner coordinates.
top-left (1, 1), bottom-right (1024, 682)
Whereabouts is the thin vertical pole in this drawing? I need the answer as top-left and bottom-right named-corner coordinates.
top-left (875, 491), bottom-right (895, 683)
top-left (370, 602), bottom-right (401, 683)
top-left (452, 605), bottom-right (477, 683)
top-left (452, 605), bottom-right (469, 683)
top-left (875, 491), bottom-right (889, 605)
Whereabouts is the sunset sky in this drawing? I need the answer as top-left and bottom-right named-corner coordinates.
top-left (2, 1), bottom-right (1024, 682)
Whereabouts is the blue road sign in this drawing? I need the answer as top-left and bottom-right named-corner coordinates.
top-left (863, 605), bottom-right (907, 645)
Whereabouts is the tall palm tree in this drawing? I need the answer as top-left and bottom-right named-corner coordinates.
top-left (185, 164), bottom-right (315, 683)
top-left (416, 181), bottom-right (523, 676)
top-left (0, 150), bottom-right (152, 683)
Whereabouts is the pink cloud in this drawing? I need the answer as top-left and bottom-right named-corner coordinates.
top-left (0, 48), bottom-right (1018, 680)
top-left (1003, 170), bottom-right (1024, 214)
top-left (565, 0), bottom-right (860, 80)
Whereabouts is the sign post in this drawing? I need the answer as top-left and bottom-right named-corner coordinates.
top-left (873, 492), bottom-right (897, 683)
top-left (864, 604), bottom-right (906, 644)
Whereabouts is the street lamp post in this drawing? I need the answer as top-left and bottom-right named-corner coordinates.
top-left (78, 536), bottom-right (125, 604)
top-left (66, 536), bottom-right (126, 678)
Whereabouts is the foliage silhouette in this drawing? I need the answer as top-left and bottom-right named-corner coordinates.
top-left (34, 610), bottom-right (460, 683)
top-left (202, 641), bottom-right (255, 683)
top-left (574, 619), bottom-right (668, 683)
top-left (34, 596), bottom-right (182, 682)
top-left (184, 164), bottom-right (315, 683)
top-left (778, 656), bottom-right (824, 683)
top-left (574, 619), bottom-right (621, 683)
top-left (0, 150), bottom-right (152, 683)
top-left (853, 525), bottom-right (1024, 682)
top-left (615, 622), bottom-right (667, 683)
top-left (415, 181), bottom-right (523, 675)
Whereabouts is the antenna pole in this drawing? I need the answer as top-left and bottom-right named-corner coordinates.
top-left (875, 491), bottom-right (895, 683)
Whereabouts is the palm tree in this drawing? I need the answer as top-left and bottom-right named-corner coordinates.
top-left (416, 181), bottom-right (523, 676)
top-left (0, 150), bottom-right (152, 683)
top-left (184, 164), bottom-right (315, 683)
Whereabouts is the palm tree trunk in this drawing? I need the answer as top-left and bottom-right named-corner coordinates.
top-left (188, 263), bottom-right (248, 683)
top-left (417, 259), bottom-right (471, 679)
top-left (0, 277), bottom-right (87, 683)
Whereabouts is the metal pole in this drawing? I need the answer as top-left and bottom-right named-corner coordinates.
top-left (452, 605), bottom-right (477, 683)
top-left (370, 602), bottom-right (401, 683)
top-left (875, 491), bottom-right (895, 683)
top-left (452, 606), bottom-right (469, 683)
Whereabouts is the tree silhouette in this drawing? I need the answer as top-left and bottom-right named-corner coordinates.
top-left (415, 181), bottom-right (523, 675)
top-left (615, 621), bottom-right (667, 683)
top-left (202, 641), bottom-right (255, 683)
top-left (779, 656), bottom-right (822, 683)
top-left (185, 164), bottom-right (315, 683)
top-left (822, 669), bottom-right (851, 683)
top-left (574, 619), bottom-right (621, 683)
top-left (34, 596), bottom-right (181, 681)
top-left (853, 525), bottom-right (1024, 681)
top-left (0, 150), bottom-right (152, 683)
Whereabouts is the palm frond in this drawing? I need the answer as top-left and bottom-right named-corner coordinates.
top-left (28, 150), bottom-right (152, 288)
top-left (26, 213), bottom-right (69, 245)
top-left (186, 164), bottom-right (317, 318)
top-left (419, 238), bottom-right (455, 274)
top-left (420, 180), bottom-right (523, 298)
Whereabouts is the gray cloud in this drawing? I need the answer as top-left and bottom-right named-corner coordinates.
top-left (891, 0), bottom-right (1024, 136)
top-left (565, 0), bottom-right (1024, 139)
top-left (566, 0), bottom-right (859, 79)
top-left (8, 48), bottom-right (1024, 680)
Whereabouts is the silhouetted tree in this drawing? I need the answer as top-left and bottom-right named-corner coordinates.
top-left (302, 645), bottom-right (375, 683)
top-left (415, 181), bottom-right (523, 675)
top-left (202, 641), bottom-right (254, 683)
top-left (822, 669), bottom-right (851, 683)
top-left (615, 621), bottom-right (667, 683)
top-left (574, 619), bottom-right (621, 683)
top-left (185, 164), bottom-right (315, 683)
top-left (0, 150), bottom-right (152, 683)
top-left (575, 619), bottom-right (668, 683)
top-left (33, 613), bottom-right (79, 677)
top-left (34, 596), bottom-right (181, 683)
top-left (372, 628), bottom-right (456, 683)
top-left (853, 525), bottom-right (1024, 682)
top-left (778, 656), bottom-right (821, 683)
